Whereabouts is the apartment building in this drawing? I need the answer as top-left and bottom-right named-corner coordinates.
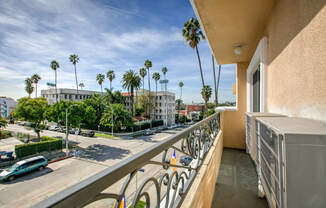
top-left (122, 89), bottom-right (175, 126)
top-left (41, 88), bottom-right (101, 104)
top-left (0, 97), bottom-right (17, 118)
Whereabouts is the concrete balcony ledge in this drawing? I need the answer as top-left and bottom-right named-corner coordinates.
top-left (181, 130), bottom-right (224, 207)
top-left (215, 106), bottom-right (238, 112)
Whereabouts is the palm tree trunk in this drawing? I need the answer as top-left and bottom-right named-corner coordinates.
top-left (195, 45), bottom-right (207, 113)
top-left (110, 81), bottom-right (112, 91)
top-left (101, 84), bottom-right (103, 96)
top-left (74, 64), bottom-right (79, 94)
top-left (212, 55), bottom-right (218, 106)
top-left (155, 81), bottom-right (157, 120)
top-left (216, 65), bottom-right (221, 105)
top-left (35, 83), bottom-right (38, 98)
top-left (55, 70), bottom-right (58, 102)
top-left (143, 78), bottom-right (145, 95)
top-left (131, 87), bottom-right (134, 117)
top-left (147, 69), bottom-right (151, 122)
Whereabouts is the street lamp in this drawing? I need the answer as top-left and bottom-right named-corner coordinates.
top-left (65, 104), bottom-right (78, 156)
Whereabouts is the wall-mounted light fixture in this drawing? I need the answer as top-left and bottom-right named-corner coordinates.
top-left (234, 44), bottom-right (243, 55)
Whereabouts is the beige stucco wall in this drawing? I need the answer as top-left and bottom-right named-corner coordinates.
top-left (222, 62), bottom-right (248, 150)
top-left (181, 130), bottom-right (223, 208)
top-left (264, 0), bottom-right (326, 121)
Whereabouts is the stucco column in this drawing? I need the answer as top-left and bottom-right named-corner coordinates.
top-left (222, 62), bottom-right (248, 150)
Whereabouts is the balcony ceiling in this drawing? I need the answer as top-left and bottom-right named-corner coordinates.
top-left (191, 0), bottom-right (276, 64)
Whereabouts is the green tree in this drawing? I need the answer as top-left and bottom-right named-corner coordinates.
top-left (137, 94), bottom-right (153, 118)
top-left (139, 68), bottom-right (147, 95)
top-left (79, 83), bottom-right (84, 90)
top-left (106, 70), bottom-right (115, 91)
top-left (152, 72), bottom-right (160, 119)
top-left (50, 60), bottom-right (60, 102)
top-left (0, 118), bottom-right (8, 129)
top-left (122, 70), bottom-right (141, 116)
top-left (83, 94), bottom-right (106, 129)
top-left (25, 78), bottom-right (34, 98)
top-left (201, 85), bottom-right (212, 117)
top-left (144, 60), bottom-right (152, 119)
top-left (182, 18), bottom-right (207, 110)
top-left (14, 97), bottom-right (48, 139)
top-left (31, 74), bottom-right (41, 98)
top-left (69, 54), bottom-right (80, 94)
top-left (176, 98), bottom-right (182, 117)
top-left (96, 73), bottom-right (105, 95)
top-left (100, 104), bottom-right (133, 131)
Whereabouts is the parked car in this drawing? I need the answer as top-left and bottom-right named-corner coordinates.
top-left (144, 129), bottom-right (153, 136)
top-left (0, 156), bottom-right (48, 182)
top-left (18, 121), bottom-right (25, 126)
top-left (161, 126), bottom-right (168, 130)
top-left (49, 126), bottom-right (59, 131)
top-left (69, 128), bottom-right (76, 134)
top-left (80, 130), bottom-right (95, 137)
top-left (179, 156), bottom-right (193, 166)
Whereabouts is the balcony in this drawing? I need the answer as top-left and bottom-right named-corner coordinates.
top-left (33, 112), bottom-right (223, 208)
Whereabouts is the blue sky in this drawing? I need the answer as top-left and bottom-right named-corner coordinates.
top-left (0, 0), bottom-right (236, 104)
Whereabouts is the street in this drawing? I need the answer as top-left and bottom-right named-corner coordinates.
top-left (0, 124), bottom-right (185, 208)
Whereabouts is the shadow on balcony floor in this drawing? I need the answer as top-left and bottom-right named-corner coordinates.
top-left (211, 148), bottom-right (268, 208)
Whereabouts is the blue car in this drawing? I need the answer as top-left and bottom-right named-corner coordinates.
top-left (0, 156), bottom-right (48, 181)
top-left (180, 156), bottom-right (193, 166)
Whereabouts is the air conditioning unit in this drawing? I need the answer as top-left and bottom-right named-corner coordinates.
top-left (245, 112), bottom-right (285, 165)
top-left (256, 117), bottom-right (326, 208)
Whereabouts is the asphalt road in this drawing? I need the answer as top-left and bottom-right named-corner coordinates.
top-left (0, 124), bottom-right (185, 208)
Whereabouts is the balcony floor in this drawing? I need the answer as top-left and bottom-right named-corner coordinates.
top-left (211, 148), bottom-right (268, 208)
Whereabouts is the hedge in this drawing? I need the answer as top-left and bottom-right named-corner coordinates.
top-left (0, 130), bottom-right (12, 139)
top-left (15, 136), bottom-right (62, 158)
top-left (132, 120), bottom-right (164, 131)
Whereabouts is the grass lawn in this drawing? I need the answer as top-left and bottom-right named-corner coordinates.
top-left (128, 200), bottom-right (146, 208)
top-left (94, 133), bottom-right (116, 139)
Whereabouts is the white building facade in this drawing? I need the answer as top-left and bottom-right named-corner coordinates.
top-left (41, 88), bottom-right (101, 104)
top-left (124, 89), bottom-right (175, 126)
top-left (0, 97), bottom-right (17, 118)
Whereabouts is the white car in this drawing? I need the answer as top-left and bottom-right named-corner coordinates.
top-left (49, 126), bottom-right (59, 131)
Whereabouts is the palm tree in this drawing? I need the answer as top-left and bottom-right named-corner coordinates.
top-left (79, 83), bottom-right (85, 90)
top-left (212, 55), bottom-right (218, 106)
top-left (50, 60), bottom-right (60, 102)
top-left (139, 68), bottom-right (147, 95)
top-left (106, 70), bottom-right (115, 91)
top-left (216, 65), bottom-right (222, 105)
top-left (182, 18), bottom-right (207, 109)
top-left (25, 78), bottom-right (34, 98)
top-left (96, 74), bottom-right (105, 95)
top-left (144, 60), bottom-right (152, 120)
top-left (69, 54), bottom-right (80, 94)
top-left (179, 81), bottom-right (184, 99)
top-left (161, 67), bottom-right (168, 124)
top-left (152, 72), bottom-right (160, 119)
top-left (201, 85), bottom-right (212, 117)
top-left (31, 74), bottom-right (41, 98)
top-left (122, 70), bottom-right (141, 116)
top-left (161, 67), bottom-right (168, 90)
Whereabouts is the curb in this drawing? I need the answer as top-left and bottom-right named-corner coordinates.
top-left (48, 155), bottom-right (73, 164)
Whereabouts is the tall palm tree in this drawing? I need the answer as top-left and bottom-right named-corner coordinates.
top-left (201, 85), bottom-right (212, 117)
top-left (216, 65), bottom-right (222, 105)
top-left (139, 68), bottom-right (147, 95)
top-left (122, 70), bottom-right (141, 116)
top-left (25, 78), bottom-right (34, 98)
top-left (31, 74), bottom-right (41, 98)
top-left (79, 83), bottom-right (84, 90)
top-left (69, 54), bottom-right (80, 94)
top-left (179, 81), bottom-right (184, 100)
top-left (144, 60), bottom-right (152, 120)
top-left (96, 74), bottom-right (105, 95)
top-left (212, 55), bottom-right (218, 106)
top-left (106, 70), bottom-right (115, 91)
top-left (182, 18), bottom-right (207, 109)
top-left (50, 60), bottom-right (60, 102)
top-left (152, 72), bottom-right (160, 120)
top-left (161, 67), bottom-right (168, 124)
